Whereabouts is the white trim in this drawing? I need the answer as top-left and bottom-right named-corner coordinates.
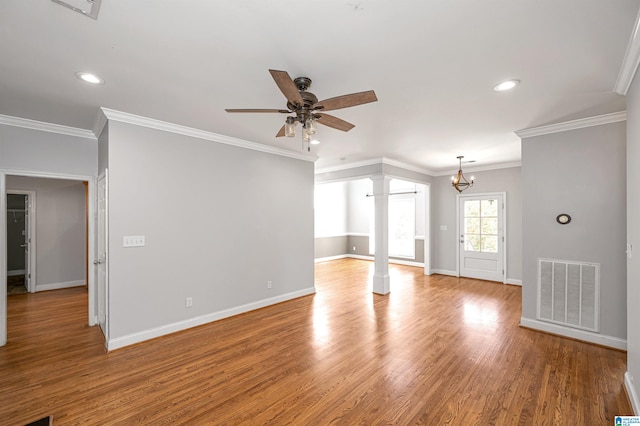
top-left (315, 233), bottom-right (351, 238)
top-left (36, 280), bottom-right (85, 292)
top-left (614, 9), bottom-right (640, 95)
top-left (505, 278), bottom-right (522, 286)
top-left (106, 287), bottom-right (316, 351)
top-left (314, 233), bottom-right (369, 238)
top-left (519, 317), bottom-right (626, 350)
top-left (0, 114), bottom-right (96, 140)
top-left (315, 254), bottom-right (349, 263)
top-left (315, 254), bottom-right (425, 268)
top-left (388, 258), bottom-right (424, 268)
top-left (515, 111), bottom-right (627, 139)
top-left (93, 111), bottom-right (108, 138)
top-left (430, 269), bottom-right (457, 277)
top-left (431, 161), bottom-right (522, 177)
top-left (100, 108), bottom-right (317, 163)
top-left (348, 232), bottom-right (369, 238)
top-left (6, 190), bottom-right (36, 293)
top-left (7, 270), bottom-right (25, 276)
top-left (315, 157), bottom-right (436, 176)
top-left (625, 372), bottom-right (640, 415)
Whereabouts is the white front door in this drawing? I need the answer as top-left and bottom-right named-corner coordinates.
top-left (458, 194), bottom-right (505, 282)
top-left (97, 173), bottom-right (108, 339)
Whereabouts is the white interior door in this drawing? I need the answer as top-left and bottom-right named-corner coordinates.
top-left (458, 194), bottom-right (505, 282)
top-left (97, 173), bottom-right (108, 339)
top-left (23, 194), bottom-right (31, 292)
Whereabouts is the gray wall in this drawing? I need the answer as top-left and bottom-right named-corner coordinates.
top-left (431, 166), bottom-right (522, 281)
top-left (315, 177), bottom-right (426, 264)
top-left (315, 235), bottom-right (349, 259)
top-left (6, 176), bottom-right (87, 288)
top-left (627, 73), bottom-right (640, 403)
top-left (104, 120), bottom-right (315, 340)
top-left (521, 121), bottom-right (627, 340)
top-left (0, 124), bottom-right (97, 176)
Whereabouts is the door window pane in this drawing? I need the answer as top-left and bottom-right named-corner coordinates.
top-left (465, 218), bottom-right (480, 235)
top-left (463, 198), bottom-right (499, 253)
top-left (481, 218), bottom-right (498, 235)
top-left (466, 234), bottom-right (481, 251)
top-left (464, 200), bottom-right (480, 217)
top-left (481, 235), bottom-right (498, 253)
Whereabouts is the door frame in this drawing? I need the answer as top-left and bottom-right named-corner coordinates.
top-left (0, 170), bottom-right (97, 347)
top-left (97, 170), bottom-right (108, 340)
top-left (6, 190), bottom-right (36, 292)
top-left (456, 192), bottom-right (507, 283)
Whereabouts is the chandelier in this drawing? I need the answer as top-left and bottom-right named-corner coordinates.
top-left (451, 156), bottom-right (474, 192)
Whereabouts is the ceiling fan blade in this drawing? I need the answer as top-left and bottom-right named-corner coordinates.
top-left (314, 90), bottom-right (378, 112)
top-left (315, 113), bottom-right (355, 132)
top-left (269, 69), bottom-right (304, 107)
top-left (225, 108), bottom-right (290, 113)
top-left (275, 125), bottom-right (286, 138)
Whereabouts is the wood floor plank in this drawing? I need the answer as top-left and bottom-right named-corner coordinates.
top-left (0, 259), bottom-right (632, 424)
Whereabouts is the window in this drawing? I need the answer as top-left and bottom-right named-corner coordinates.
top-left (369, 179), bottom-right (416, 258)
top-left (463, 199), bottom-right (498, 253)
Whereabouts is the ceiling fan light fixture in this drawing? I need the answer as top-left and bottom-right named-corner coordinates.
top-left (305, 118), bottom-right (317, 135)
top-left (493, 79), bottom-right (520, 92)
top-left (284, 117), bottom-right (296, 137)
top-left (302, 128), bottom-right (311, 143)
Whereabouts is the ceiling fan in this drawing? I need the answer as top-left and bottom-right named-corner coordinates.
top-left (226, 69), bottom-right (377, 146)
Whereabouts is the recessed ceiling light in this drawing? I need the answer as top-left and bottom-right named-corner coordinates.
top-left (75, 72), bottom-right (104, 85)
top-left (493, 79), bottom-right (520, 92)
top-left (310, 139), bottom-right (320, 145)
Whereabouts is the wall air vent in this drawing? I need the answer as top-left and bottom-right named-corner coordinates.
top-left (537, 258), bottom-right (599, 332)
top-left (51, 0), bottom-right (101, 19)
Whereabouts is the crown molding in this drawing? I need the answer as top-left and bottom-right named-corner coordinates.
top-left (100, 108), bottom-right (317, 163)
top-left (315, 157), bottom-right (435, 176)
top-left (614, 9), bottom-right (640, 95)
top-left (0, 114), bottom-right (96, 140)
top-left (432, 161), bottom-right (522, 177)
top-left (514, 111), bottom-right (627, 139)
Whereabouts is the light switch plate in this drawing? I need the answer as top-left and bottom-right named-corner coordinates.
top-left (123, 235), bottom-right (145, 247)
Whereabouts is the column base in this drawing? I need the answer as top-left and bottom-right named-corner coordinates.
top-left (373, 273), bottom-right (390, 295)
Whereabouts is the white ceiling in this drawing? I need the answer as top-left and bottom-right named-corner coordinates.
top-left (1, 1), bottom-right (638, 172)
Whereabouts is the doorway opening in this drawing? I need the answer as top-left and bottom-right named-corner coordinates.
top-left (1, 172), bottom-right (96, 347)
top-left (6, 191), bottom-right (35, 295)
top-left (457, 192), bottom-right (506, 282)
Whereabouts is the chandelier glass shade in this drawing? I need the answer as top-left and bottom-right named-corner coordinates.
top-left (451, 156), bottom-right (474, 193)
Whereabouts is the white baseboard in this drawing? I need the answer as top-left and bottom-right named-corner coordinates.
top-left (431, 269), bottom-right (457, 277)
top-left (625, 371), bottom-right (640, 415)
top-left (505, 278), bottom-right (522, 286)
top-left (8, 269), bottom-right (26, 276)
top-left (36, 280), bottom-right (85, 292)
top-left (106, 286), bottom-right (317, 351)
top-left (520, 317), bottom-right (627, 350)
top-left (315, 254), bottom-right (349, 263)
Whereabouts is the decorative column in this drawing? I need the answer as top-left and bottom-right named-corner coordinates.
top-left (371, 174), bottom-right (391, 295)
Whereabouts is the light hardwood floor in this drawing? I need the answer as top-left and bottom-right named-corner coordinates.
top-left (0, 259), bottom-right (632, 424)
